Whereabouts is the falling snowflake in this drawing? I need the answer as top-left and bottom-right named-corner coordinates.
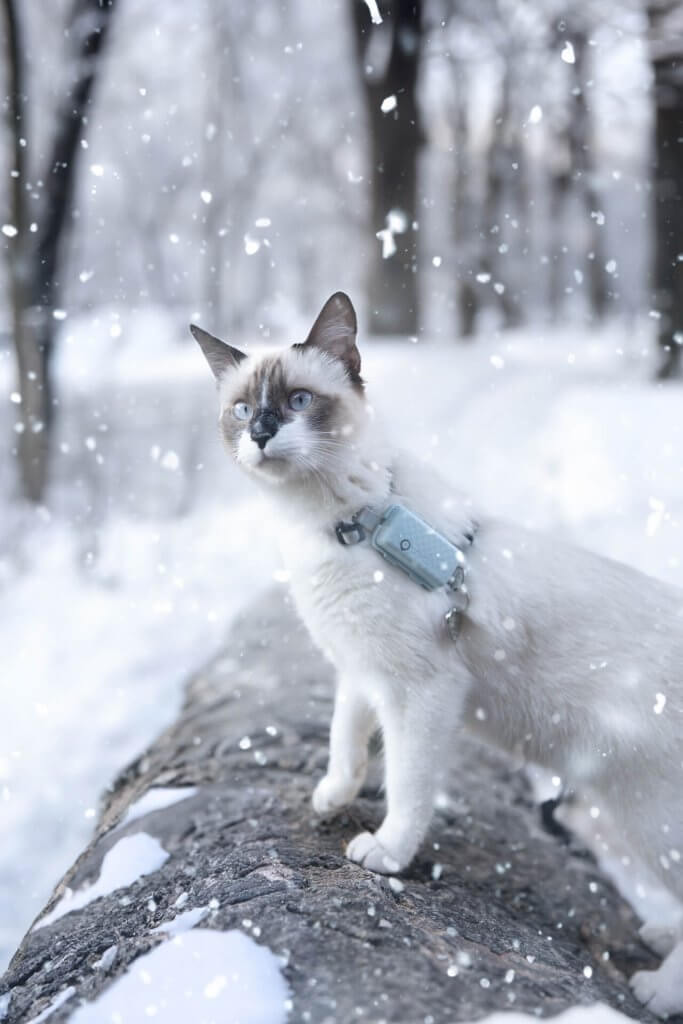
top-left (364, 0), bottom-right (382, 24)
top-left (160, 451), bottom-right (180, 471)
top-left (561, 42), bottom-right (576, 64)
top-left (376, 210), bottom-right (407, 259)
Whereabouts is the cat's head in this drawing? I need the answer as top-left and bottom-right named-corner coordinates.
top-left (191, 292), bottom-right (368, 486)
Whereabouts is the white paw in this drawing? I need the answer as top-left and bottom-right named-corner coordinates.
top-left (631, 967), bottom-right (683, 1018)
top-left (312, 774), bottom-right (357, 817)
top-left (346, 831), bottom-right (405, 874)
top-left (640, 922), bottom-right (678, 958)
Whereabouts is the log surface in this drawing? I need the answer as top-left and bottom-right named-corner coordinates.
top-left (0, 589), bottom-right (668, 1023)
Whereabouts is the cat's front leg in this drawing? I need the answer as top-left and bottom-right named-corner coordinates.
top-left (312, 678), bottom-right (376, 817)
top-left (347, 683), bottom-right (455, 874)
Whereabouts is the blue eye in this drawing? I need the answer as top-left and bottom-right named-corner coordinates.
top-left (233, 401), bottom-right (252, 421)
top-left (289, 389), bottom-right (312, 411)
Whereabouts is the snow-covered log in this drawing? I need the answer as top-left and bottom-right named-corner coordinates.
top-left (0, 589), bottom-right (664, 1023)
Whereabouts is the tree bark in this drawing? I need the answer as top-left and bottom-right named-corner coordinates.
top-left (1, 0), bottom-right (44, 502)
top-left (547, 27), bottom-right (607, 324)
top-left (649, 2), bottom-right (683, 378)
top-left (568, 29), bottom-right (609, 323)
top-left (1, 0), bottom-right (117, 502)
top-left (481, 60), bottom-right (524, 330)
top-left (453, 64), bottom-right (480, 338)
top-left (0, 588), bottom-right (663, 1023)
top-left (352, 0), bottom-right (422, 336)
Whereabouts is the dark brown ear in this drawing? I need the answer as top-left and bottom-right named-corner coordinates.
top-left (190, 324), bottom-right (246, 379)
top-left (300, 292), bottom-right (361, 382)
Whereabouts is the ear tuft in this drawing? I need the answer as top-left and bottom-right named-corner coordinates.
top-left (190, 324), bottom-right (246, 380)
top-left (300, 292), bottom-right (362, 384)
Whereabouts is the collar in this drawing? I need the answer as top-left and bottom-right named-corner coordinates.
top-left (335, 505), bottom-right (477, 550)
top-left (334, 501), bottom-right (477, 642)
top-left (335, 506), bottom-right (385, 546)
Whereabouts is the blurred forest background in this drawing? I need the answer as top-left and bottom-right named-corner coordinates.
top-left (1, 0), bottom-right (683, 974)
top-left (1, 0), bottom-right (682, 504)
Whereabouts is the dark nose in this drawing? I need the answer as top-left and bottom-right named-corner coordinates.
top-left (250, 410), bottom-right (279, 450)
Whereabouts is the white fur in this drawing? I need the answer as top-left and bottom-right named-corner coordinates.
top-left (216, 342), bottom-right (683, 1016)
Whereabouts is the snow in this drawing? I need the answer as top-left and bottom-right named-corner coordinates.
top-left (68, 929), bottom-right (290, 1024)
top-left (111, 786), bottom-right (198, 833)
top-left (363, 0), bottom-right (382, 25)
top-left (561, 41), bottom-right (576, 64)
top-left (1, 314), bottom-right (682, 973)
top-left (25, 986), bottom-right (76, 1023)
top-left (654, 692), bottom-right (666, 715)
top-left (152, 906), bottom-right (210, 936)
top-left (35, 833), bottom-right (169, 929)
top-left (0, 993), bottom-right (9, 1020)
top-left (0, 312), bottom-right (279, 968)
top-left (93, 944), bottom-right (118, 971)
top-left (376, 209), bottom-right (408, 259)
top-left (462, 1006), bottom-right (639, 1024)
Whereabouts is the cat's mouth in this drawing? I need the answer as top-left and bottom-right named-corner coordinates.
top-left (240, 445), bottom-right (290, 478)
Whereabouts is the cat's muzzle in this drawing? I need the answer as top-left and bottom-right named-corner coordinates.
top-left (250, 410), bottom-right (280, 450)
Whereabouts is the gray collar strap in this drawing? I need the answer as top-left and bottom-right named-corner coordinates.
top-left (335, 506), bottom-right (385, 546)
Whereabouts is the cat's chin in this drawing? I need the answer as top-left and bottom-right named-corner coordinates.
top-left (239, 453), bottom-right (292, 485)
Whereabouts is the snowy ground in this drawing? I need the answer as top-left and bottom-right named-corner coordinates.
top-left (1, 311), bottom-right (682, 978)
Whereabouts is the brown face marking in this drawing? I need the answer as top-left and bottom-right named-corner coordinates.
top-left (307, 394), bottom-right (340, 434)
top-left (221, 353), bottom-right (348, 454)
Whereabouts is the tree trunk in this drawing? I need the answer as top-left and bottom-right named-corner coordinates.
top-left (649, 2), bottom-right (683, 378)
top-left (1, 0), bottom-right (46, 502)
top-left (352, 0), bottom-right (422, 336)
top-left (548, 163), bottom-right (571, 320)
top-left (0, 588), bottom-right (662, 1023)
top-left (1, 0), bottom-right (117, 502)
top-left (483, 61), bottom-right (524, 329)
top-left (453, 65), bottom-right (479, 338)
top-left (568, 30), bottom-right (609, 323)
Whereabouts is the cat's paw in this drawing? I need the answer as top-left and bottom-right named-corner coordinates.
top-left (639, 922), bottom-right (679, 958)
top-left (312, 774), bottom-right (357, 817)
top-left (631, 966), bottom-right (683, 1018)
top-left (346, 831), bottom-right (404, 874)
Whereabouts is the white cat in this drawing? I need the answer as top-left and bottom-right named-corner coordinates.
top-left (192, 292), bottom-right (683, 1017)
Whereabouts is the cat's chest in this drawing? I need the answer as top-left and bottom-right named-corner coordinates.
top-left (277, 523), bottom-right (445, 675)
top-left (280, 526), bottom-right (386, 624)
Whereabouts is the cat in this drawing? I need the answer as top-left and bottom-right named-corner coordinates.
top-left (192, 292), bottom-right (683, 1017)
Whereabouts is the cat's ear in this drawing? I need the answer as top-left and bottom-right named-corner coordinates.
top-left (300, 292), bottom-right (361, 381)
top-left (190, 324), bottom-right (246, 379)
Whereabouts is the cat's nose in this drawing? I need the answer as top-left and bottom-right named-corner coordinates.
top-left (250, 411), bottom-right (279, 450)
